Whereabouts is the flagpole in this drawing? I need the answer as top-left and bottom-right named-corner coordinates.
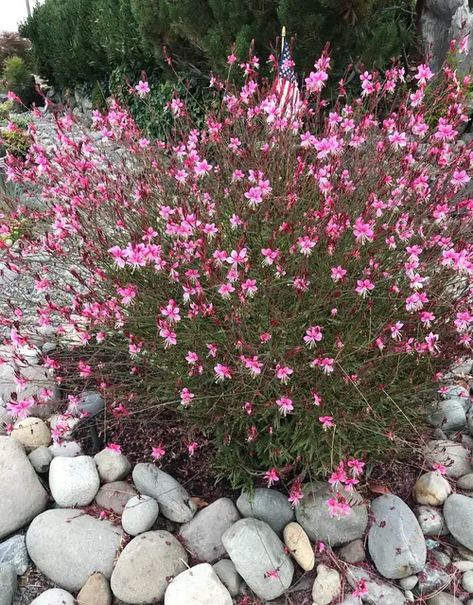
top-left (281, 26), bottom-right (286, 53)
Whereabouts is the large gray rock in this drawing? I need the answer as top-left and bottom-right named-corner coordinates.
top-left (311, 564), bottom-right (341, 605)
top-left (94, 448), bottom-right (131, 483)
top-left (222, 518), bottom-right (293, 600)
top-left (0, 535), bottom-right (28, 575)
top-left (444, 494), bottom-right (473, 550)
top-left (68, 390), bottom-right (104, 417)
top-left (30, 589), bottom-right (76, 605)
top-left (368, 495), bottom-right (426, 579)
top-left (110, 530), bottom-right (188, 604)
top-left (164, 563), bottom-right (233, 605)
top-left (179, 498), bottom-right (240, 562)
top-left (26, 508), bottom-right (122, 591)
top-left (49, 455), bottom-right (100, 507)
top-left (346, 565), bottom-right (406, 605)
top-left (0, 564), bottom-right (16, 605)
top-left (122, 495), bottom-right (159, 536)
top-left (132, 463), bottom-right (196, 522)
top-left (427, 398), bottom-right (467, 431)
top-left (295, 483), bottom-right (368, 547)
top-left (95, 480), bottom-right (137, 514)
top-left (236, 488), bottom-right (294, 534)
top-left (427, 594), bottom-right (463, 605)
top-left (424, 440), bottom-right (472, 478)
top-left (0, 436), bottom-right (48, 539)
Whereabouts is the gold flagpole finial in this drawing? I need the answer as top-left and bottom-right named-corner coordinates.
top-left (281, 26), bottom-right (286, 52)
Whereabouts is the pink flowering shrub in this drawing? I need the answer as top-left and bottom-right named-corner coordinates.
top-left (1, 47), bottom-right (473, 489)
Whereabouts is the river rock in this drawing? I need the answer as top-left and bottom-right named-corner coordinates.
top-left (427, 399), bottom-right (467, 431)
top-left (236, 488), bottom-right (294, 534)
top-left (413, 472), bottom-right (452, 505)
top-left (295, 482), bottom-right (368, 547)
top-left (212, 560), bottom-right (242, 597)
top-left (0, 436), bottom-right (48, 539)
top-left (94, 448), bottom-right (131, 483)
top-left (76, 572), bottom-right (112, 605)
top-left (95, 480), bottom-right (137, 514)
top-left (283, 522), bottom-right (314, 571)
top-left (69, 391), bottom-right (104, 417)
top-left (0, 535), bottom-right (28, 575)
top-left (416, 505), bottom-right (449, 536)
top-left (462, 570), bottom-right (473, 592)
top-left (312, 564), bottom-right (341, 605)
top-left (11, 417), bottom-right (51, 451)
top-left (132, 463), bottom-right (196, 522)
top-left (457, 473), bottom-right (473, 490)
top-left (337, 539), bottom-right (366, 563)
top-left (0, 363), bottom-right (59, 419)
top-left (26, 508), bottom-right (122, 591)
top-left (49, 441), bottom-right (82, 457)
top-left (30, 589), bottom-right (76, 605)
top-left (346, 565), bottom-right (406, 605)
top-left (399, 575), bottom-right (418, 590)
top-left (110, 530), bottom-right (188, 604)
top-left (49, 455), bottom-right (100, 507)
top-left (444, 493), bottom-right (473, 550)
top-left (0, 564), bottom-right (16, 605)
top-left (222, 518), bottom-right (293, 600)
top-left (179, 498), bottom-right (239, 563)
top-left (369, 495), bottom-right (426, 579)
top-left (417, 564), bottom-right (450, 594)
top-left (164, 563), bottom-right (232, 605)
top-left (48, 415), bottom-right (80, 441)
top-left (121, 495), bottom-right (159, 536)
top-left (28, 446), bottom-right (53, 473)
top-left (424, 440), bottom-right (472, 478)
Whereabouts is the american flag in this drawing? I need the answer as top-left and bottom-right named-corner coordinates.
top-left (274, 38), bottom-right (300, 118)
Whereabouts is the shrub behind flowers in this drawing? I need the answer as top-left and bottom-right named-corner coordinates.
top-left (2, 46), bottom-right (473, 490)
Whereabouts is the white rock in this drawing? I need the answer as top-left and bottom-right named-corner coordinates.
top-left (453, 560), bottom-right (473, 571)
top-left (462, 570), bottom-right (473, 592)
top-left (49, 455), bottom-right (100, 507)
top-left (48, 415), bottom-right (80, 440)
top-left (49, 441), bottom-right (82, 457)
top-left (212, 560), bottom-right (242, 597)
top-left (94, 448), bottom-right (131, 483)
top-left (122, 495), bottom-right (159, 536)
top-left (400, 575), bottom-right (418, 590)
top-left (424, 440), bottom-right (473, 478)
top-left (413, 472), bottom-right (451, 505)
top-left (164, 563), bottom-right (232, 605)
top-left (0, 436), bottom-right (48, 539)
top-left (30, 588), bottom-right (76, 605)
top-left (311, 564), bottom-right (340, 605)
top-left (283, 522), bottom-right (315, 571)
top-left (11, 417), bottom-right (51, 451)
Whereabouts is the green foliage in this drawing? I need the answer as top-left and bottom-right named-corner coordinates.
top-left (0, 128), bottom-right (31, 158)
top-left (20, 0), bottom-right (417, 93)
top-left (0, 101), bottom-right (13, 121)
top-left (0, 32), bottom-right (31, 70)
top-left (1, 56), bottom-right (37, 107)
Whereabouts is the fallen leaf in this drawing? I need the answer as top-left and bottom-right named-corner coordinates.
top-left (367, 483), bottom-right (392, 495)
top-left (190, 496), bottom-right (209, 509)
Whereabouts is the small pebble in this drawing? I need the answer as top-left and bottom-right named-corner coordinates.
top-left (462, 570), bottom-right (473, 592)
top-left (399, 575), bottom-right (418, 590)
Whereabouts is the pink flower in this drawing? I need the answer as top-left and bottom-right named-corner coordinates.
top-left (264, 467), bottom-right (280, 487)
top-left (106, 443), bottom-right (122, 454)
top-left (312, 357), bottom-right (335, 374)
top-left (330, 266), bottom-right (347, 282)
top-left (180, 388), bottom-right (195, 407)
top-left (327, 494), bottom-right (352, 518)
top-left (432, 463), bottom-right (447, 475)
top-left (275, 364), bottom-right (293, 384)
top-left (187, 441), bottom-right (199, 456)
top-left (451, 170), bottom-right (470, 188)
top-left (355, 279), bottom-right (375, 297)
top-left (218, 282), bottom-right (235, 299)
top-left (414, 64), bottom-right (433, 85)
top-left (304, 325), bottom-right (323, 348)
top-left (288, 479), bottom-right (304, 507)
top-left (347, 458), bottom-right (365, 476)
top-left (353, 217), bottom-right (375, 244)
top-left (353, 579), bottom-right (369, 598)
top-left (319, 415), bottom-right (335, 430)
top-left (214, 363), bottom-right (232, 382)
top-left (135, 80), bottom-right (150, 97)
top-left (6, 398), bottom-right (35, 419)
top-left (151, 444), bottom-right (166, 460)
top-left (185, 351), bottom-right (199, 365)
top-left (276, 395), bottom-right (294, 416)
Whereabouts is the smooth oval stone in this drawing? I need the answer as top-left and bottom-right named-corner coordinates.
top-left (49, 455), bottom-right (100, 507)
top-left (295, 482), bottom-right (368, 547)
top-left (413, 472), bottom-right (451, 506)
top-left (222, 518), bottom-right (293, 600)
top-left (95, 481), bottom-right (137, 514)
top-left (122, 495), bottom-right (159, 536)
top-left (346, 564), bottom-right (406, 605)
top-left (283, 522), bottom-right (315, 571)
top-left (132, 463), bottom-right (196, 523)
top-left (444, 494), bottom-right (473, 550)
top-left (111, 530), bottom-right (188, 604)
top-left (427, 399), bottom-right (466, 431)
top-left (26, 509), bottom-right (122, 591)
top-left (30, 588), bottom-right (76, 605)
top-left (164, 563), bottom-right (232, 605)
top-left (424, 440), bottom-right (472, 478)
top-left (368, 495), bottom-right (426, 579)
top-left (236, 488), bottom-right (294, 534)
